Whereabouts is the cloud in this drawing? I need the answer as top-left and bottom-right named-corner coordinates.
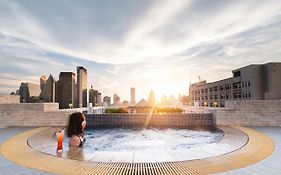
top-left (0, 0), bottom-right (281, 99)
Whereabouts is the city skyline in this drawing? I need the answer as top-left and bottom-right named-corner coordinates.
top-left (1, 0), bottom-right (281, 101)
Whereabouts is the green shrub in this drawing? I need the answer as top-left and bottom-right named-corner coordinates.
top-left (105, 108), bottom-right (128, 113)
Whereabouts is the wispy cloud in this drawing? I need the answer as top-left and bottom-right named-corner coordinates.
top-left (0, 0), bottom-right (281, 100)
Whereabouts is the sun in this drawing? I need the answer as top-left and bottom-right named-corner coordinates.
top-left (151, 83), bottom-right (181, 102)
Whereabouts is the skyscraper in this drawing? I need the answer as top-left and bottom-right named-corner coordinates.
top-left (89, 85), bottom-right (95, 105)
top-left (57, 72), bottom-right (76, 109)
top-left (77, 66), bottom-right (87, 108)
top-left (113, 94), bottom-right (121, 106)
top-left (40, 75), bottom-right (47, 87)
top-left (40, 74), bottom-right (56, 102)
top-left (103, 96), bottom-right (111, 106)
top-left (97, 93), bottom-right (102, 106)
top-left (130, 87), bottom-right (136, 105)
top-left (19, 82), bottom-right (41, 103)
top-left (89, 85), bottom-right (101, 106)
top-left (147, 89), bottom-right (156, 106)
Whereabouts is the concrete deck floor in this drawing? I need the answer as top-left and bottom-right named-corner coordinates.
top-left (217, 127), bottom-right (281, 175)
top-left (0, 127), bottom-right (53, 175)
top-left (0, 127), bottom-right (280, 175)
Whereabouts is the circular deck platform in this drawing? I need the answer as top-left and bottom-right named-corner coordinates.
top-left (0, 127), bottom-right (275, 175)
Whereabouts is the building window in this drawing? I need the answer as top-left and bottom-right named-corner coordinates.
top-left (233, 92), bottom-right (242, 99)
top-left (249, 93), bottom-right (251, 98)
top-left (233, 71), bottom-right (241, 77)
top-left (248, 81), bottom-right (251, 87)
top-left (225, 84), bottom-right (231, 90)
top-left (226, 94), bottom-right (230, 99)
top-left (233, 82), bottom-right (242, 89)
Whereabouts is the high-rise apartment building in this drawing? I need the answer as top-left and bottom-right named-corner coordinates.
top-left (77, 66), bottom-right (87, 108)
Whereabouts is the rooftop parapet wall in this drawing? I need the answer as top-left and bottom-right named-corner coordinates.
top-left (0, 103), bottom-right (76, 127)
top-left (191, 100), bottom-right (281, 126)
top-left (0, 95), bottom-right (20, 104)
top-left (0, 103), bottom-right (60, 112)
top-left (1, 100), bottom-right (280, 127)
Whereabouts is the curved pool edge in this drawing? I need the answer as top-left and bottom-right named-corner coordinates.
top-left (0, 126), bottom-right (275, 175)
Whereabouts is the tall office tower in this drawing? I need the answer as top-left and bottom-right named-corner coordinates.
top-left (89, 85), bottom-right (102, 106)
top-left (103, 96), bottom-right (111, 106)
top-left (147, 89), bottom-right (156, 106)
top-left (89, 85), bottom-right (95, 105)
top-left (40, 75), bottom-right (47, 88)
top-left (77, 66), bottom-right (87, 108)
top-left (130, 87), bottom-right (136, 105)
top-left (97, 93), bottom-right (102, 106)
top-left (40, 75), bottom-right (47, 100)
top-left (55, 80), bottom-right (61, 104)
top-left (113, 94), bottom-right (121, 106)
top-left (58, 72), bottom-right (76, 109)
top-left (19, 82), bottom-right (41, 103)
top-left (40, 75), bottom-right (56, 102)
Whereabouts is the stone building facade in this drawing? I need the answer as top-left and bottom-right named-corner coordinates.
top-left (189, 62), bottom-right (281, 107)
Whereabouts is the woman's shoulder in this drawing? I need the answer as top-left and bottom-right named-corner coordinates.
top-left (69, 135), bottom-right (81, 147)
top-left (70, 134), bottom-right (80, 138)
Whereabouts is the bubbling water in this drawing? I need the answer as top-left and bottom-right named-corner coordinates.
top-left (83, 128), bottom-right (224, 152)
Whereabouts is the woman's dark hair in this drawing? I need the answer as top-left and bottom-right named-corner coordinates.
top-left (67, 112), bottom-right (85, 137)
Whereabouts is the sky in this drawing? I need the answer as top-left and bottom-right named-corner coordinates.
top-left (0, 0), bottom-right (281, 102)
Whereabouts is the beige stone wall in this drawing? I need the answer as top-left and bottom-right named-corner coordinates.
top-left (0, 95), bottom-right (20, 104)
top-left (0, 103), bottom-right (77, 127)
top-left (1, 100), bottom-right (280, 127)
top-left (183, 100), bottom-right (281, 126)
top-left (213, 100), bottom-right (281, 126)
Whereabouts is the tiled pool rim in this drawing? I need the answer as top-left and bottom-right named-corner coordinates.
top-left (0, 126), bottom-right (275, 175)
